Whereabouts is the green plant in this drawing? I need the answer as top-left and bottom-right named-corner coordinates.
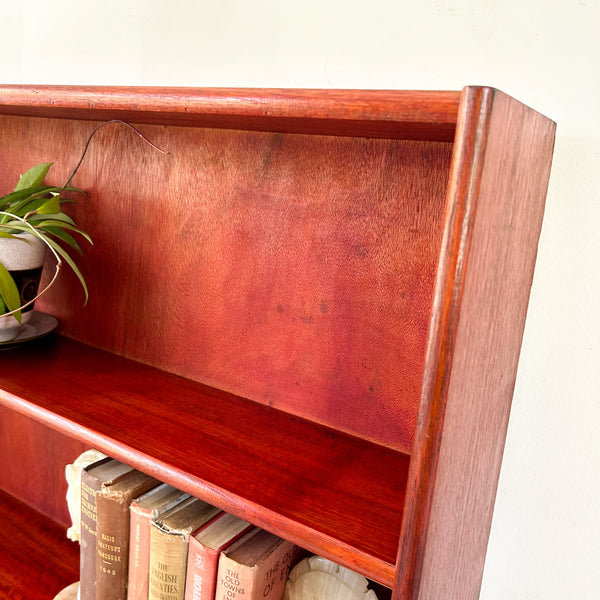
top-left (0, 120), bottom-right (166, 323)
top-left (0, 162), bottom-right (90, 323)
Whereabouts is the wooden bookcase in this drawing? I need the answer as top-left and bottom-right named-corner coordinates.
top-left (0, 86), bottom-right (555, 600)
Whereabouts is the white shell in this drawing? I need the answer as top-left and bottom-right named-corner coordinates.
top-left (65, 449), bottom-right (107, 542)
top-left (284, 557), bottom-right (378, 600)
top-left (53, 581), bottom-right (79, 600)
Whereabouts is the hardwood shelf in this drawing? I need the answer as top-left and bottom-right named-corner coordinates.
top-left (0, 335), bottom-right (408, 587)
top-left (0, 489), bottom-right (79, 599)
top-left (0, 85), bottom-right (555, 599)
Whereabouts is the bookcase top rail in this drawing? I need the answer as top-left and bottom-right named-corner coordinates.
top-left (0, 85), bottom-right (460, 140)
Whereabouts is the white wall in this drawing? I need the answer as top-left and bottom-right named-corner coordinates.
top-left (3, 1), bottom-right (598, 597)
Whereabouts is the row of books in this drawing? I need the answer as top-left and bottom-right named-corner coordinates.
top-left (80, 456), bottom-right (299, 600)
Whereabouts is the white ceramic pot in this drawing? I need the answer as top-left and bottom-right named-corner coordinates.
top-left (0, 233), bottom-right (47, 340)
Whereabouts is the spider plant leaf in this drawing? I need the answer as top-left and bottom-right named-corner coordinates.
top-left (1, 186), bottom-right (47, 204)
top-left (0, 186), bottom-right (64, 219)
top-left (67, 226), bottom-right (93, 246)
top-left (0, 186), bottom-right (53, 215)
top-left (42, 236), bottom-right (89, 305)
top-left (61, 186), bottom-right (86, 195)
top-left (38, 193), bottom-right (62, 215)
top-left (29, 220), bottom-right (93, 246)
top-left (0, 261), bottom-right (22, 323)
top-left (14, 163), bottom-right (53, 191)
top-left (41, 226), bottom-right (83, 254)
top-left (26, 212), bottom-right (77, 226)
top-left (13, 196), bottom-right (60, 218)
top-left (0, 223), bottom-right (37, 235)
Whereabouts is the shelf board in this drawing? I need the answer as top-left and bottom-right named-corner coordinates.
top-left (0, 489), bottom-right (79, 599)
top-left (0, 335), bottom-right (408, 587)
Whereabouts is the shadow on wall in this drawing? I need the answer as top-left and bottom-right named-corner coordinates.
top-left (481, 133), bottom-right (600, 600)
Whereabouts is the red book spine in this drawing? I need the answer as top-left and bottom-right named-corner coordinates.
top-left (184, 516), bottom-right (253, 600)
top-left (185, 538), bottom-right (221, 600)
top-left (127, 502), bottom-right (152, 600)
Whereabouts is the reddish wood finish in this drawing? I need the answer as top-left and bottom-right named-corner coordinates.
top-left (0, 86), bottom-right (460, 140)
top-left (0, 337), bottom-right (408, 586)
top-left (0, 116), bottom-right (452, 454)
top-left (0, 86), bottom-right (555, 600)
top-left (0, 489), bottom-right (79, 599)
top-left (0, 406), bottom-right (88, 525)
top-left (396, 88), bottom-right (555, 599)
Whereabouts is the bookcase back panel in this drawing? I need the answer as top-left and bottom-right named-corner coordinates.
top-left (0, 405), bottom-right (88, 525)
top-left (0, 116), bottom-right (452, 452)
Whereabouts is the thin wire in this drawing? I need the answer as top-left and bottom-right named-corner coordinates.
top-left (62, 119), bottom-right (169, 189)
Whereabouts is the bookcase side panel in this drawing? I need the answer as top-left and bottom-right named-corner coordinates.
top-left (413, 90), bottom-right (555, 599)
top-left (0, 116), bottom-right (452, 452)
top-left (394, 86), bottom-right (495, 600)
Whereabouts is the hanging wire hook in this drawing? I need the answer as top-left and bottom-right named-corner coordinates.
top-left (62, 119), bottom-right (169, 189)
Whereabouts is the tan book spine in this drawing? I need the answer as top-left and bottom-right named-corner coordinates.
top-left (216, 553), bottom-right (257, 600)
top-left (216, 533), bottom-right (297, 600)
top-left (95, 473), bottom-right (159, 599)
top-left (148, 499), bottom-right (221, 600)
top-left (128, 487), bottom-right (191, 600)
top-left (149, 525), bottom-right (189, 600)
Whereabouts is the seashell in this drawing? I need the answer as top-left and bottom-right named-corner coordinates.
top-left (65, 449), bottom-right (107, 542)
top-left (284, 556), bottom-right (378, 600)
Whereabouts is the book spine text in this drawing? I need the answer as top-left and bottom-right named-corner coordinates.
top-left (80, 467), bottom-right (103, 600)
top-left (149, 527), bottom-right (189, 600)
top-left (127, 504), bottom-right (151, 600)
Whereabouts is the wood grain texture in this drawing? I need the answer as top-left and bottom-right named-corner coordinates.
top-left (0, 86), bottom-right (556, 599)
top-left (0, 405), bottom-right (88, 525)
top-left (0, 489), bottom-right (80, 600)
top-left (0, 116), bottom-right (452, 453)
top-left (0, 336), bottom-right (409, 587)
top-left (0, 86), bottom-right (460, 140)
top-left (395, 87), bottom-right (555, 599)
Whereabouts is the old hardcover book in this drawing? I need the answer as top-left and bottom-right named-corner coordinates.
top-left (128, 484), bottom-right (191, 600)
top-left (95, 464), bottom-right (160, 599)
top-left (215, 528), bottom-right (298, 600)
top-left (149, 496), bottom-right (221, 600)
top-left (184, 512), bottom-right (253, 600)
top-left (80, 457), bottom-right (135, 600)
